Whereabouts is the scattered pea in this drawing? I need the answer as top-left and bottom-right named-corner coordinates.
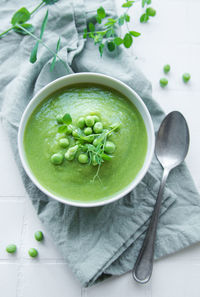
top-left (163, 64), bottom-right (170, 73)
top-left (34, 231), bottom-right (44, 242)
top-left (6, 244), bottom-right (17, 254)
top-left (77, 117), bottom-right (85, 129)
top-left (93, 122), bottom-right (103, 134)
top-left (65, 145), bottom-right (79, 161)
top-left (59, 138), bottom-right (69, 148)
top-left (28, 248), bottom-right (38, 258)
top-left (159, 78), bottom-right (168, 87)
top-left (56, 115), bottom-right (63, 124)
top-left (85, 116), bottom-right (95, 127)
top-left (84, 127), bottom-right (93, 135)
top-left (78, 153), bottom-right (89, 164)
top-left (51, 153), bottom-right (64, 165)
top-left (104, 141), bottom-right (116, 154)
top-left (182, 73), bottom-right (191, 83)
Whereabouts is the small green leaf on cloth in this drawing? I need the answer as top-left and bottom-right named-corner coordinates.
top-left (11, 7), bottom-right (30, 25)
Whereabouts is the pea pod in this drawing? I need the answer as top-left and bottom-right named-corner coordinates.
top-left (65, 145), bottom-right (79, 161)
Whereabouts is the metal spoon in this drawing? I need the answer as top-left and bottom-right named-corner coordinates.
top-left (132, 111), bottom-right (190, 283)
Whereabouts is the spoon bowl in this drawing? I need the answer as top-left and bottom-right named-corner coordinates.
top-left (156, 111), bottom-right (190, 170)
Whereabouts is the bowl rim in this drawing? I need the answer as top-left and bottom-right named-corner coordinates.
top-left (18, 72), bottom-right (155, 207)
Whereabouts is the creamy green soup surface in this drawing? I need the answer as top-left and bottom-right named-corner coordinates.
top-left (24, 84), bottom-right (147, 203)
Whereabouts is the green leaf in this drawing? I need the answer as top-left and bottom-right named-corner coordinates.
top-left (39, 10), bottom-right (49, 39)
top-left (124, 14), bottom-right (130, 22)
top-left (13, 23), bottom-right (34, 35)
top-left (123, 33), bottom-right (133, 48)
top-left (99, 43), bottom-right (104, 57)
top-left (96, 15), bottom-right (102, 24)
top-left (29, 10), bottom-right (48, 64)
top-left (114, 37), bottom-right (123, 45)
top-left (83, 28), bottom-right (87, 38)
top-left (102, 154), bottom-right (113, 161)
top-left (129, 31), bottom-right (141, 37)
top-left (146, 7), bottom-right (156, 17)
top-left (89, 22), bottom-right (95, 32)
top-left (58, 125), bottom-right (68, 133)
top-left (107, 18), bottom-right (116, 24)
top-left (140, 13), bottom-right (149, 23)
top-left (142, 0), bottom-right (151, 7)
top-left (107, 41), bottom-right (115, 52)
top-left (105, 29), bottom-right (112, 38)
top-left (50, 37), bottom-right (61, 71)
top-left (97, 6), bottom-right (106, 19)
top-left (30, 42), bottom-right (39, 63)
top-left (43, 0), bottom-right (59, 4)
top-left (122, 1), bottom-right (134, 8)
top-left (118, 16), bottom-right (125, 26)
top-left (62, 113), bottom-right (72, 125)
top-left (11, 7), bottom-right (30, 25)
top-left (94, 34), bottom-right (103, 44)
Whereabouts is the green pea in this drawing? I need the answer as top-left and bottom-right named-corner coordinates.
top-left (104, 141), bottom-right (116, 154)
top-left (85, 116), bottom-right (95, 127)
top-left (146, 7), bottom-right (156, 17)
top-left (28, 248), bottom-right (38, 258)
top-left (72, 129), bottom-right (79, 138)
top-left (84, 127), bottom-right (93, 135)
top-left (65, 145), bottom-right (79, 161)
top-left (182, 73), bottom-right (191, 83)
top-left (59, 138), bottom-right (69, 148)
top-left (66, 125), bottom-right (73, 135)
top-left (34, 231), bottom-right (44, 242)
top-left (51, 153), bottom-right (64, 165)
top-left (78, 153), bottom-right (89, 164)
top-left (56, 115), bottom-right (63, 124)
top-left (92, 115), bottom-right (100, 123)
top-left (159, 78), bottom-right (168, 87)
top-left (93, 122), bottom-right (103, 134)
top-left (163, 64), bottom-right (170, 73)
top-left (6, 244), bottom-right (17, 254)
top-left (77, 117), bottom-right (85, 129)
top-left (93, 138), bottom-right (100, 147)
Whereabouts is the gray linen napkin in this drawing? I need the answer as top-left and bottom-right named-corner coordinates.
top-left (1, 0), bottom-right (200, 287)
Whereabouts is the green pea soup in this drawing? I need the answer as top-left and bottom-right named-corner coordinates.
top-left (24, 84), bottom-right (147, 203)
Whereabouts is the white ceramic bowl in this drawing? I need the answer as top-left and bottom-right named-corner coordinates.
top-left (18, 73), bottom-right (155, 207)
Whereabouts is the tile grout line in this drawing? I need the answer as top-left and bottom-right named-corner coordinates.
top-left (16, 199), bottom-right (28, 297)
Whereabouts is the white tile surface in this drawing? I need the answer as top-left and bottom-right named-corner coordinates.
top-left (20, 263), bottom-right (81, 297)
top-left (86, 272), bottom-right (151, 297)
top-left (0, 264), bottom-right (18, 297)
top-left (0, 0), bottom-right (200, 296)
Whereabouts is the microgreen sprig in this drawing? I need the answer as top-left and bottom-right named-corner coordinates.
top-left (0, 0), bottom-right (68, 72)
top-left (83, 0), bottom-right (156, 56)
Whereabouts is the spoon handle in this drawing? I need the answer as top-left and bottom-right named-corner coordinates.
top-left (132, 168), bottom-right (170, 283)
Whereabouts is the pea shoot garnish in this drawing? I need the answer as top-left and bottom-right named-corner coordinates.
top-left (83, 0), bottom-right (156, 56)
top-left (0, 0), bottom-right (70, 73)
top-left (50, 113), bottom-right (120, 181)
top-left (0, 0), bottom-right (156, 62)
